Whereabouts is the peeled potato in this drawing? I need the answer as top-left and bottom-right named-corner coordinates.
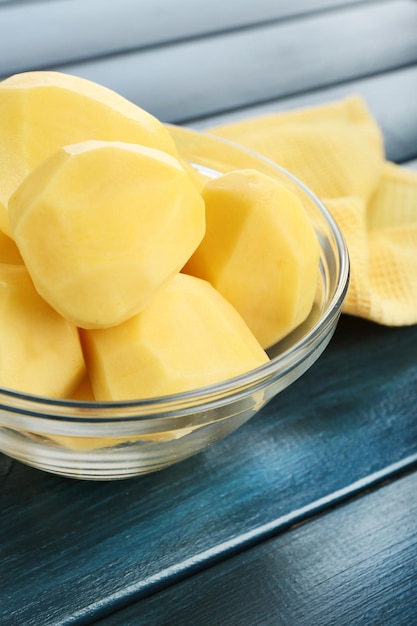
top-left (80, 273), bottom-right (269, 401)
top-left (0, 70), bottom-right (178, 236)
top-left (184, 169), bottom-right (320, 348)
top-left (9, 140), bottom-right (205, 329)
top-left (68, 375), bottom-right (96, 401)
top-left (0, 230), bottom-right (24, 265)
top-left (0, 264), bottom-right (85, 397)
top-left (48, 427), bottom-right (194, 452)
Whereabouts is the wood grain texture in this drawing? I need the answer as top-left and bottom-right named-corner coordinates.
top-left (1, 317), bottom-right (416, 625)
top-left (39, 1), bottom-right (417, 125)
top-left (96, 470), bottom-right (417, 626)
top-left (0, 0), bottom-right (384, 76)
top-left (0, 453), bottom-right (13, 487)
top-left (192, 65), bottom-right (417, 164)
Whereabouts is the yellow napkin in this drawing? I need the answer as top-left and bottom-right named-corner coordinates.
top-left (209, 96), bottom-right (417, 326)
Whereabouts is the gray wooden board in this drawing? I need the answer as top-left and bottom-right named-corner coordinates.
top-left (95, 469), bottom-right (417, 626)
top-left (191, 65), bottom-right (417, 164)
top-left (33, 1), bottom-right (417, 125)
top-left (0, 0), bottom-right (385, 76)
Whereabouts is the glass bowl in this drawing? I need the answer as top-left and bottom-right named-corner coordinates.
top-left (0, 126), bottom-right (349, 480)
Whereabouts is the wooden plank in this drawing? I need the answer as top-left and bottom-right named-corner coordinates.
top-left (193, 65), bottom-right (417, 164)
top-left (0, 0), bottom-right (379, 77)
top-left (95, 470), bottom-right (417, 626)
top-left (0, 452), bottom-right (13, 486)
top-left (35, 1), bottom-right (417, 125)
top-left (1, 316), bottom-right (417, 625)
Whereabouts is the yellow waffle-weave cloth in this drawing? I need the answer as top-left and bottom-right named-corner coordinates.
top-left (209, 96), bottom-right (417, 326)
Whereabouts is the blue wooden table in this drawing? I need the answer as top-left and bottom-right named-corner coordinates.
top-left (1, 1), bottom-right (417, 624)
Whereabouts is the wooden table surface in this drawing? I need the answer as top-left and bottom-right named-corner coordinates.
top-left (1, 1), bottom-right (417, 624)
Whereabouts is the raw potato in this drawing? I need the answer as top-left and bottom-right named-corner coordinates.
top-left (0, 264), bottom-right (85, 397)
top-left (69, 375), bottom-right (95, 401)
top-left (0, 71), bottom-right (318, 408)
top-left (0, 230), bottom-right (24, 265)
top-left (184, 169), bottom-right (320, 349)
top-left (50, 372), bottom-right (194, 450)
top-left (9, 140), bottom-right (206, 329)
top-left (49, 427), bottom-right (194, 452)
top-left (0, 70), bottom-right (178, 237)
top-left (180, 159), bottom-right (209, 192)
top-left (81, 273), bottom-right (270, 401)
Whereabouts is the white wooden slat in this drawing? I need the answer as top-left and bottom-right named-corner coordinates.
top-left (0, 0), bottom-right (377, 77)
top-left (44, 1), bottom-right (417, 128)
top-left (192, 65), bottom-right (417, 164)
